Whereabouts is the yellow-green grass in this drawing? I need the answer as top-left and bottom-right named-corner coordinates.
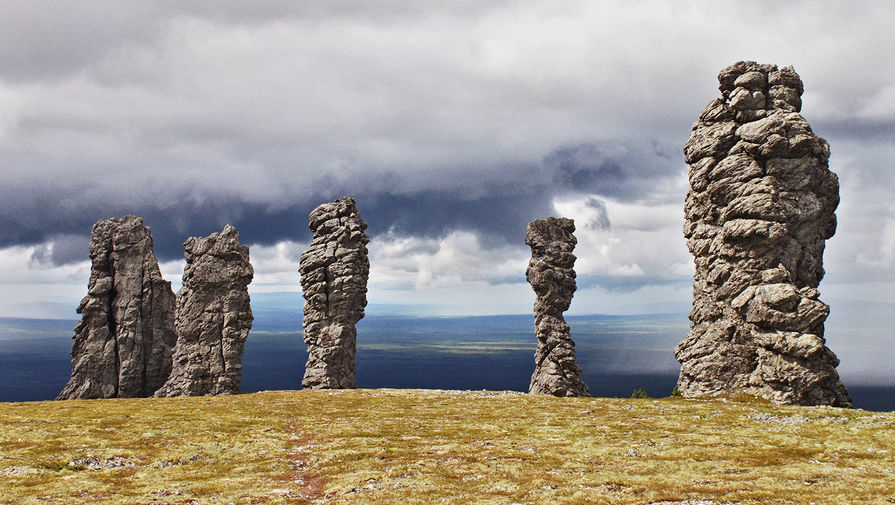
top-left (1, 389), bottom-right (893, 504)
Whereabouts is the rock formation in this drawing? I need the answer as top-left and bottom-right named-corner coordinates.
top-left (299, 197), bottom-right (370, 389)
top-left (57, 216), bottom-right (176, 400)
top-left (526, 217), bottom-right (590, 397)
top-left (155, 225), bottom-right (253, 397)
top-left (676, 61), bottom-right (851, 407)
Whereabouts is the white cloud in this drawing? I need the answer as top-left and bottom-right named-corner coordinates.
top-left (244, 240), bottom-right (305, 292)
top-left (551, 194), bottom-right (691, 288)
top-left (369, 231), bottom-right (528, 290)
top-left (0, 246), bottom-right (88, 318)
top-left (0, 246), bottom-right (88, 287)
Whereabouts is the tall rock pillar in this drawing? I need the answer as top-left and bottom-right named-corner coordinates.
top-left (526, 217), bottom-right (590, 397)
top-left (155, 225), bottom-right (253, 397)
top-left (57, 216), bottom-right (176, 400)
top-left (299, 197), bottom-right (370, 389)
top-left (676, 61), bottom-right (851, 407)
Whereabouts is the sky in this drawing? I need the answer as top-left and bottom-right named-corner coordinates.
top-left (1, 0), bottom-right (894, 346)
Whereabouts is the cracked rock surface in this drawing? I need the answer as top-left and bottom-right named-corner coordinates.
top-left (299, 197), bottom-right (370, 389)
top-left (155, 225), bottom-right (253, 397)
top-left (676, 61), bottom-right (851, 407)
top-left (526, 217), bottom-right (590, 397)
top-left (57, 216), bottom-right (176, 400)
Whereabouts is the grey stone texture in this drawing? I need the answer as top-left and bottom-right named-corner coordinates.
top-left (675, 61), bottom-right (851, 407)
top-left (57, 216), bottom-right (176, 400)
top-left (526, 217), bottom-right (590, 397)
top-left (299, 196), bottom-right (370, 389)
top-left (155, 225), bottom-right (253, 397)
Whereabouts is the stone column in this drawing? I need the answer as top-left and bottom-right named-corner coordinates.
top-left (526, 217), bottom-right (590, 397)
top-left (155, 225), bottom-right (253, 397)
top-left (299, 197), bottom-right (370, 389)
top-left (58, 216), bottom-right (176, 400)
top-left (676, 61), bottom-right (851, 407)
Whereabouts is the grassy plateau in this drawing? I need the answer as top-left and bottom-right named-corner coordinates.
top-left (1, 389), bottom-right (893, 504)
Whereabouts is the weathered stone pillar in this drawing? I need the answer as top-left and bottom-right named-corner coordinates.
top-left (58, 216), bottom-right (176, 400)
top-left (526, 217), bottom-right (590, 397)
top-left (155, 225), bottom-right (253, 397)
top-left (299, 197), bottom-right (370, 389)
top-left (676, 61), bottom-right (851, 407)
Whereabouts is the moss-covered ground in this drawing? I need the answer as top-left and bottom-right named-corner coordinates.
top-left (1, 389), bottom-right (893, 504)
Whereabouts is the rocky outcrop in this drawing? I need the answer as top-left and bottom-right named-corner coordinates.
top-left (57, 216), bottom-right (176, 400)
top-left (526, 217), bottom-right (590, 397)
top-left (155, 225), bottom-right (253, 397)
top-left (299, 197), bottom-right (370, 389)
top-left (676, 61), bottom-right (851, 407)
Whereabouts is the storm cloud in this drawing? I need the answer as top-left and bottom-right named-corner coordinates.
top-left (1, 0), bottom-right (894, 309)
top-left (0, 137), bottom-right (680, 262)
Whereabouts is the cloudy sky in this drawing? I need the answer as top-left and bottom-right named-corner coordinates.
top-left (1, 0), bottom-right (894, 351)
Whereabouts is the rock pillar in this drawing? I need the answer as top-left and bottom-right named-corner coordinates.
top-left (676, 61), bottom-right (851, 407)
top-left (155, 225), bottom-right (253, 396)
top-left (299, 196), bottom-right (370, 389)
top-left (57, 216), bottom-right (176, 400)
top-left (526, 217), bottom-right (590, 397)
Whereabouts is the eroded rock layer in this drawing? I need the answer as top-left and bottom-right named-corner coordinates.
top-left (155, 225), bottom-right (253, 397)
top-left (526, 217), bottom-right (590, 397)
top-left (676, 61), bottom-right (851, 407)
top-left (57, 216), bottom-right (176, 400)
top-left (299, 197), bottom-right (370, 389)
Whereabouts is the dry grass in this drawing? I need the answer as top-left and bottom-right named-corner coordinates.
top-left (1, 389), bottom-right (893, 504)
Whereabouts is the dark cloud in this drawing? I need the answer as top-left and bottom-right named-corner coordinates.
top-left (583, 198), bottom-right (611, 231)
top-left (362, 189), bottom-right (553, 248)
top-left (544, 142), bottom-right (681, 201)
top-left (0, 139), bottom-right (680, 264)
top-left (2, 198), bottom-right (313, 264)
top-left (30, 234), bottom-right (91, 266)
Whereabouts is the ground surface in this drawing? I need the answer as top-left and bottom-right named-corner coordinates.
top-left (0, 389), bottom-right (893, 504)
